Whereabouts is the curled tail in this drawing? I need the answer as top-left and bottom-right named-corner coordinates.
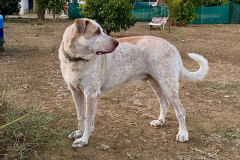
top-left (179, 53), bottom-right (209, 81)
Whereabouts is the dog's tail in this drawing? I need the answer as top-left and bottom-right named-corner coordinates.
top-left (179, 53), bottom-right (209, 81)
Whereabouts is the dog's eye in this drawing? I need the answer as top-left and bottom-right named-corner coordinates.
top-left (95, 28), bottom-right (101, 35)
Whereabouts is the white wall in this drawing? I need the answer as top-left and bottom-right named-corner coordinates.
top-left (69, 0), bottom-right (84, 3)
top-left (23, 0), bottom-right (29, 12)
top-left (19, 0), bottom-right (29, 15)
top-left (19, 0), bottom-right (24, 15)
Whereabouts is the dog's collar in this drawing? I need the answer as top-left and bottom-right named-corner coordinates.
top-left (62, 42), bottom-right (88, 62)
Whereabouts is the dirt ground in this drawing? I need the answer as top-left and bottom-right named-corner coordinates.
top-left (0, 19), bottom-right (240, 160)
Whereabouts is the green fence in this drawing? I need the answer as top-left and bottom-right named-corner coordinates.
top-left (132, 2), bottom-right (240, 24)
top-left (68, 2), bottom-right (240, 24)
top-left (132, 5), bottom-right (168, 22)
top-left (191, 2), bottom-right (240, 24)
top-left (68, 1), bottom-right (84, 20)
top-left (230, 2), bottom-right (240, 23)
top-left (134, 2), bottom-right (155, 7)
top-left (191, 4), bottom-right (230, 24)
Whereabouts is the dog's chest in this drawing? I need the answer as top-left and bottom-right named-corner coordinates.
top-left (62, 59), bottom-right (103, 91)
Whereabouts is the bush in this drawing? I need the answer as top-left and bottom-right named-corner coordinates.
top-left (171, 0), bottom-right (199, 26)
top-left (0, 81), bottom-right (75, 159)
top-left (82, 0), bottom-right (137, 35)
top-left (203, 0), bottom-right (229, 6)
top-left (0, 0), bottom-right (21, 19)
top-left (164, 0), bottom-right (202, 26)
top-left (232, 0), bottom-right (240, 4)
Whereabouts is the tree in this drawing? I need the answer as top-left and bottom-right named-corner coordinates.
top-left (202, 0), bottom-right (229, 6)
top-left (0, 0), bottom-right (21, 19)
top-left (36, 0), bottom-right (49, 20)
top-left (82, 0), bottom-right (137, 35)
top-left (48, 0), bottom-right (69, 21)
top-left (164, 0), bottom-right (202, 26)
top-left (232, 0), bottom-right (240, 4)
top-left (36, 0), bottom-right (68, 21)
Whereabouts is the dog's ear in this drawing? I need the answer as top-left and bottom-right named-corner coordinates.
top-left (74, 18), bottom-right (98, 37)
top-left (74, 18), bottom-right (87, 36)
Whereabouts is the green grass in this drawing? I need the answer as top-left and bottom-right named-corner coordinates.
top-left (0, 38), bottom-right (4, 51)
top-left (221, 131), bottom-right (240, 140)
top-left (0, 81), bottom-right (76, 159)
top-left (216, 127), bottom-right (240, 141)
top-left (197, 82), bottom-right (238, 91)
top-left (0, 77), bottom-right (7, 100)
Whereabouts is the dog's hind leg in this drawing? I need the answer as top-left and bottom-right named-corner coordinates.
top-left (147, 51), bottom-right (188, 142)
top-left (68, 87), bottom-right (85, 140)
top-left (156, 76), bottom-right (189, 142)
top-left (148, 77), bottom-right (169, 127)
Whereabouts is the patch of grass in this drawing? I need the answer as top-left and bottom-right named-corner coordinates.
top-left (210, 84), bottom-right (237, 91)
top-left (6, 18), bottom-right (31, 23)
top-left (35, 20), bottom-right (44, 25)
top-left (221, 131), bottom-right (239, 140)
top-left (0, 77), bottom-right (7, 101)
top-left (216, 128), bottom-right (240, 141)
top-left (0, 81), bottom-right (76, 159)
top-left (197, 82), bottom-right (238, 91)
top-left (0, 38), bottom-right (4, 51)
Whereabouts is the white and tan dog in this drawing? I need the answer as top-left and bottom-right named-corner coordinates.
top-left (59, 18), bottom-right (209, 148)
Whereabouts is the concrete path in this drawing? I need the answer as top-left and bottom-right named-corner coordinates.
top-left (7, 14), bottom-right (68, 19)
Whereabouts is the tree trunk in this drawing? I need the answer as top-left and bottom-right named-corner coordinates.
top-left (52, 9), bottom-right (56, 22)
top-left (37, 9), bottom-right (45, 21)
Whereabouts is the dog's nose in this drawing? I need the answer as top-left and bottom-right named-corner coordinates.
top-left (114, 40), bottom-right (119, 47)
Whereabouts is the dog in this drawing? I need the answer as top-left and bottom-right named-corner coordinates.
top-left (58, 18), bottom-right (209, 148)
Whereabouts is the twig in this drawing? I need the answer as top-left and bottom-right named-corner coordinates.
top-left (127, 153), bottom-right (133, 159)
top-left (128, 122), bottom-right (137, 127)
top-left (192, 148), bottom-right (218, 159)
top-left (138, 144), bottom-right (143, 151)
top-left (0, 114), bottom-right (29, 129)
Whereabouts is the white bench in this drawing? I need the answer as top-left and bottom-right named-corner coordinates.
top-left (149, 17), bottom-right (168, 30)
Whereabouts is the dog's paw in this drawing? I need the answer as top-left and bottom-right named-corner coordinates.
top-left (176, 129), bottom-right (189, 142)
top-left (68, 130), bottom-right (83, 140)
top-left (150, 119), bottom-right (165, 127)
top-left (72, 138), bottom-right (88, 148)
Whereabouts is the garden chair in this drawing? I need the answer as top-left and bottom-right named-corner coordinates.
top-left (149, 17), bottom-right (168, 30)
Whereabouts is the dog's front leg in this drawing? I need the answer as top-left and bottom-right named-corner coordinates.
top-left (72, 93), bottom-right (98, 148)
top-left (68, 87), bottom-right (85, 139)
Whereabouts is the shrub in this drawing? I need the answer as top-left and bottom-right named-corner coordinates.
top-left (82, 0), bottom-right (137, 35)
top-left (0, 0), bottom-right (21, 19)
top-left (164, 0), bottom-right (202, 26)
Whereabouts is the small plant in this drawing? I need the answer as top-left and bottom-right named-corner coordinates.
top-left (0, 81), bottom-right (75, 159)
top-left (0, 77), bottom-right (7, 101)
top-left (221, 131), bottom-right (239, 140)
top-left (36, 20), bottom-right (44, 25)
top-left (0, 38), bottom-right (4, 50)
top-left (215, 128), bottom-right (240, 141)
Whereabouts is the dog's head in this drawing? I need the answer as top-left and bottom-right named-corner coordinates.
top-left (63, 18), bottom-right (119, 59)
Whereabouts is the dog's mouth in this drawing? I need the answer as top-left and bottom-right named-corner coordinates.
top-left (96, 40), bottom-right (119, 55)
top-left (96, 50), bottom-right (114, 55)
